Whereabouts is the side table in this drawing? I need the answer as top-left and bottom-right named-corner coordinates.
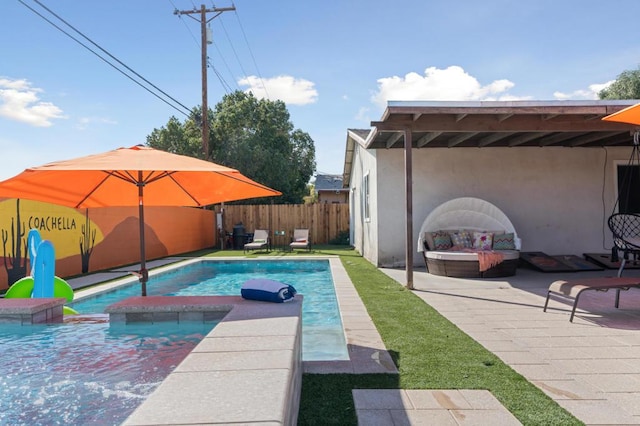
top-left (274, 230), bottom-right (287, 251)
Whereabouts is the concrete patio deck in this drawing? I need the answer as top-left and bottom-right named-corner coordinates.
top-left (381, 265), bottom-right (640, 426)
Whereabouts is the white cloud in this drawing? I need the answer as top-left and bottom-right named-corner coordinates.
top-left (553, 80), bottom-right (615, 100)
top-left (483, 93), bottom-right (533, 102)
top-left (238, 75), bottom-right (318, 105)
top-left (75, 116), bottom-right (118, 130)
top-left (0, 77), bottom-right (66, 127)
top-left (371, 66), bottom-right (525, 108)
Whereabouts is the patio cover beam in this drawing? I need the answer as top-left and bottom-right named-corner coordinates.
top-left (371, 115), bottom-right (632, 133)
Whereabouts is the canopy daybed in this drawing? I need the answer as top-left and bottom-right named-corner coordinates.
top-left (417, 197), bottom-right (521, 278)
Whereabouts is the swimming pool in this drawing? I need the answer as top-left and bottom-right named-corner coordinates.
top-left (0, 258), bottom-right (346, 424)
top-left (0, 318), bottom-right (214, 425)
top-left (72, 258), bottom-right (349, 361)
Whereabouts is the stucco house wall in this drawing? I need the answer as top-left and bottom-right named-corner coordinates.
top-left (357, 145), bottom-right (632, 268)
top-left (348, 141), bottom-right (379, 265)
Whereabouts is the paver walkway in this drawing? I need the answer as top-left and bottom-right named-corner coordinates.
top-left (382, 266), bottom-right (640, 426)
top-left (354, 389), bottom-right (521, 425)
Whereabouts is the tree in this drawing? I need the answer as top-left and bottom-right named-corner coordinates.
top-left (210, 92), bottom-right (316, 204)
top-left (303, 183), bottom-right (318, 204)
top-left (146, 91), bottom-right (316, 204)
top-left (146, 115), bottom-right (203, 158)
top-left (599, 67), bottom-right (640, 99)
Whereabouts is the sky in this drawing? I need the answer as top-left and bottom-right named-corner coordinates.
top-left (2, 0), bottom-right (640, 181)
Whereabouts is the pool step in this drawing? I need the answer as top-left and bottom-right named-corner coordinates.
top-left (0, 298), bottom-right (65, 324)
top-left (113, 295), bottom-right (303, 426)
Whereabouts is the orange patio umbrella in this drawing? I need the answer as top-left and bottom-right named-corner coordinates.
top-left (0, 145), bottom-right (281, 295)
top-left (602, 102), bottom-right (640, 125)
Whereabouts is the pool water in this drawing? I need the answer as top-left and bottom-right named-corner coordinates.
top-left (0, 318), bottom-right (214, 425)
top-left (71, 259), bottom-right (349, 361)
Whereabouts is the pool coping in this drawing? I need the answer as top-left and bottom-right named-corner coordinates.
top-left (116, 295), bottom-right (303, 425)
top-left (305, 257), bottom-right (398, 374)
top-left (0, 298), bottom-right (66, 324)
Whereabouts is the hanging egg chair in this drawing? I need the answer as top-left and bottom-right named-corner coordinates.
top-left (608, 131), bottom-right (640, 276)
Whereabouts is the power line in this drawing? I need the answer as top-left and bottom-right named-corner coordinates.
top-left (217, 17), bottom-right (251, 88)
top-left (20, 0), bottom-right (192, 117)
top-left (173, 3), bottom-right (239, 94)
top-left (233, 7), bottom-right (270, 100)
top-left (210, 40), bottom-right (241, 92)
top-left (171, 1), bottom-right (202, 47)
top-left (32, 0), bottom-right (193, 116)
top-left (173, 4), bottom-right (236, 159)
top-left (171, 2), bottom-right (264, 98)
top-left (209, 58), bottom-right (234, 94)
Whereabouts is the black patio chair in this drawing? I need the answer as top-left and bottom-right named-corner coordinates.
top-left (608, 213), bottom-right (640, 276)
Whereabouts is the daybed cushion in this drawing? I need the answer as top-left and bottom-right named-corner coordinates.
top-left (241, 279), bottom-right (297, 303)
top-left (473, 232), bottom-right (493, 251)
top-left (425, 229), bottom-right (457, 250)
top-left (492, 232), bottom-right (516, 250)
top-left (425, 250), bottom-right (520, 262)
top-left (431, 231), bottom-right (452, 250)
top-left (450, 231), bottom-right (473, 248)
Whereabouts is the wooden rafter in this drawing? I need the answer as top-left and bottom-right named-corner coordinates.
top-left (416, 131), bottom-right (443, 147)
top-left (448, 132), bottom-right (478, 147)
top-left (385, 132), bottom-right (403, 148)
top-left (508, 132), bottom-right (546, 147)
top-left (570, 131), bottom-right (623, 147)
top-left (478, 132), bottom-right (514, 147)
top-left (538, 132), bottom-right (585, 146)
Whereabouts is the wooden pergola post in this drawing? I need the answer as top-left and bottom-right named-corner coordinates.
top-left (404, 127), bottom-right (414, 289)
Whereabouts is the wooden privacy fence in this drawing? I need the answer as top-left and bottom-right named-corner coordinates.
top-left (218, 204), bottom-right (349, 245)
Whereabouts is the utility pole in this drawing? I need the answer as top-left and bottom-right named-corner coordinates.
top-left (174, 4), bottom-right (235, 160)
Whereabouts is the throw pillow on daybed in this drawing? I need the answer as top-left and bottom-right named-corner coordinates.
top-left (473, 231), bottom-right (493, 251)
top-left (431, 231), bottom-right (452, 250)
top-left (450, 230), bottom-right (473, 248)
top-left (492, 232), bottom-right (516, 250)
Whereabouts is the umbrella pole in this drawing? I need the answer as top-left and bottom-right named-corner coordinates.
top-left (138, 176), bottom-right (148, 296)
